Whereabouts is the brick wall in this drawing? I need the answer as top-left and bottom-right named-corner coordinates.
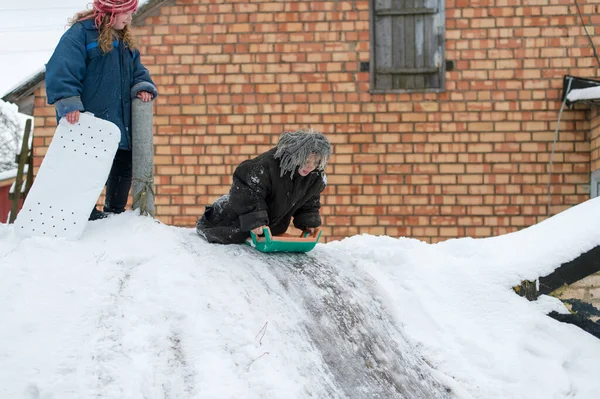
top-left (591, 108), bottom-right (600, 172)
top-left (30, 0), bottom-right (596, 243)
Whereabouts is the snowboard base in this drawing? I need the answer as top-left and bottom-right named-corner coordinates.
top-left (14, 113), bottom-right (120, 239)
top-left (246, 227), bottom-right (322, 253)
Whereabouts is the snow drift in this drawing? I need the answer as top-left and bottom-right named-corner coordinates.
top-left (2, 197), bottom-right (600, 398)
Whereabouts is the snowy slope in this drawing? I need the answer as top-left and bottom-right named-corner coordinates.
top-left (1, 198), bottom-right (600, 398)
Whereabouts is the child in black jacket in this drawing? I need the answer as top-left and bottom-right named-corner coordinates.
top-left (197, 129), bottom-right (331, 244)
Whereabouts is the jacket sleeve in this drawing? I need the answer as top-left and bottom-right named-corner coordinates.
top-left (130, 49), bottom-right (158, 99)
top-left (45, 24), bottom-right (87, 117)
top-left (229, 161), bottom-right (270, 231)
top-left (293, 176), bottom-right (326, 230)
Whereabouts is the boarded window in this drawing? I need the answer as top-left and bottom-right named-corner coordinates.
top-left (370, 0), bottom-right (446, 92)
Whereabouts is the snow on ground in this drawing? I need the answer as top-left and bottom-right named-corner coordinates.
top-left (1, 198), bottom-right (600, 398)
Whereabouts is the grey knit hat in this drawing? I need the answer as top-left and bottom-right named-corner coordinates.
top-left (274, 128), bottom-right (331, 178)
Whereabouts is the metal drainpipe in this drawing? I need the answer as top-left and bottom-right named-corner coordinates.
top-left (131, 98), bottom-right (155, 216)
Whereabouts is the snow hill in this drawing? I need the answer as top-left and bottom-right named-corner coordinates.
top-left (2, 198), bottom-right (600, 398)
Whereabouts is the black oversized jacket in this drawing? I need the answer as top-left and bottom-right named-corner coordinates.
top-left (196, 148), bottom-right (326, 244)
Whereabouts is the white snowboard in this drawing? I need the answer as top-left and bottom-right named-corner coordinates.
top-left (15, 113), bottom-right (120, 239)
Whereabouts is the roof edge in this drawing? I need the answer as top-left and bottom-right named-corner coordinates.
top-left (2, 70), bottom-right (45, 104)
top-left (562, 75), bottom-right (600, 107)
top-left (539, 245), bottom-right (600, 295)
top-left (0, 168), bottom-right (18, 182)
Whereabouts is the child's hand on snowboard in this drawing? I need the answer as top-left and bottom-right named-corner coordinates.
top-left (304, 228), bottom-right (317, 236)
top-left (252, 226), bottom-right (267, 235)
top-left (65, 110), bottom-right (80, 124)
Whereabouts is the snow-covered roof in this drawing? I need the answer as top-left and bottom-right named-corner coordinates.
top-left (0, 68), bottom-right (45, 101)
top-left (566, 86), bottom-right (600, 103)
top-left (0, 168), bottom-right (17, 182)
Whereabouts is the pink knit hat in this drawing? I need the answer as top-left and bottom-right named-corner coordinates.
top-left (84, 0), bottom-right (139, 28)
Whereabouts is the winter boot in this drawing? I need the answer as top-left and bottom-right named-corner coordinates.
top-left (103, 175), bottom-right (132, 214)
top-left (89, 207), bottom-right (109, 221)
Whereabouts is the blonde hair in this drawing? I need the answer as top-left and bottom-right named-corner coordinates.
top-left (69, 10), bottom-right (136, 54)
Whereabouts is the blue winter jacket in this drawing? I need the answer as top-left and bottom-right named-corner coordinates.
top-left (45, 19), bottom-right (157, 150)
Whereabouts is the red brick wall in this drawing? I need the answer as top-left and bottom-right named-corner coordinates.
top-left (31, 0), bottom-right (595, 242)
top-left (591, 108), bottom-right (600, 172)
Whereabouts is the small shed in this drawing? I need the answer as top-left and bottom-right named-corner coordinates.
top-left (0, 169), bottom-right (18, 223)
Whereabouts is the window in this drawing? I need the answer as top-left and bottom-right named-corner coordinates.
top-left (370, 0), bottom-right (446, 92)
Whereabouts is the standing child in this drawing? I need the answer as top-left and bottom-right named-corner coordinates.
top-left (45, 0), bottom-right (157, 220)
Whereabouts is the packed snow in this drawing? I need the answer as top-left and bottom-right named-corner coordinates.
top-left (1, 197), bottom-right (600, 398)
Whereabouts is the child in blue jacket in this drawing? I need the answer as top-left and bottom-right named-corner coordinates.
top-left (45, 0), bottom-right (157, 220)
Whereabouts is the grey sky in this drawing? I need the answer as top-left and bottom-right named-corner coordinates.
top-left (0, 0), bottom-right (148, 100)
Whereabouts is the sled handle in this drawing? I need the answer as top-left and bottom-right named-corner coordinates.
top-left (249, 226), bottom-right (272, 245)
top-left (301, 228), bottom-right (321, 238)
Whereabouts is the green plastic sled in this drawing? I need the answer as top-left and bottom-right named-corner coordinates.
top-left (246, 226), bottom-right (322, 253)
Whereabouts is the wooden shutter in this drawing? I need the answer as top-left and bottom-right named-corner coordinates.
top-left (371, 0), bottom-right (445, 91)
